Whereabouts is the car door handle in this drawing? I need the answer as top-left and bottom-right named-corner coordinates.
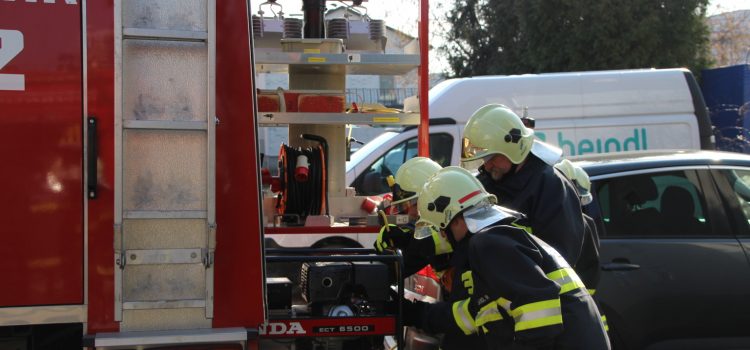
top-left (601, 259), bottom-right (640, 271)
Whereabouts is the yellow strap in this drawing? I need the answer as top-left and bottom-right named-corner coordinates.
top-left (497, 297), bottom-right (512, 313)
top-left (452, 298), bottom-right (477, 335)
top-left (375, 224), bottom-right (397, 252)
top-left (475, 301), bottom-right (503, 327)
top-left (511, 222), bottom-right (533, 234)
top-left (431, 226), bottom-right (453, 254)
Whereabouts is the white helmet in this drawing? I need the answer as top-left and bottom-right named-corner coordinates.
top-left (554, 159), bottom-right (593, 205)
top-left (463, 104), bottom-right (563, 167)
top-left (462, 104), bottom-right (535, 164)
top-left (391, 157), bottom-right (442, 205)
top-left (415, 167), bottom-right (497, 234)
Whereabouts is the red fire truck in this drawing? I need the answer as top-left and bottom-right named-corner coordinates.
top-left (0, 0), bottom-right (431, 348)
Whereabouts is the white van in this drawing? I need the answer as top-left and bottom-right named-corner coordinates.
top-left (346, 68), bottom-right (714, 196)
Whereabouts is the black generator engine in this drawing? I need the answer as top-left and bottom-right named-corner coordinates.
top-left (300, 261), bottom-right (390, 317)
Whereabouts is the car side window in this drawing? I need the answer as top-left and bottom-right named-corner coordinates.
top-left (353, 133), bottom-right (454, 195)
top-left (594, 170), bottom-right (710, 237)
top-left (715, 169), bottom-right (750, 230)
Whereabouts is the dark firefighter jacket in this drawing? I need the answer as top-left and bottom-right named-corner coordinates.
top-left (477, 153), bottom-right (584, 266)
top-left (378, 223), bottom-right (451, 277)
top-left (576, 213), bottom-right (601, 293)
top-left (380, 224), bottom-right (486, 349)
top-left (418, 222), bottom-right (610, 350)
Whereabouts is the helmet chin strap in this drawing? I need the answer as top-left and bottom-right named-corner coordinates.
top-left (444, 219), bottom-right (471, 247)
top-left (444, 225), bottom-right (458, 247)
top-left (508, 163), bottom-right (518, 177)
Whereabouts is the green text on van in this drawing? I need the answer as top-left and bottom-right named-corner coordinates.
top-left (536, 128), bottom-right (648, 156)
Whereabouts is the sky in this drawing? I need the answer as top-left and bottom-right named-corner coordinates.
top-left (708, 0), bottom-right (750, 15)
top-left (252, 0), bottom-right (750, 20)
top-left (251, 0), bottom-right (750, 72)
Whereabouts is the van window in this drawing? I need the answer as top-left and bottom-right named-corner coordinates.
top-left (353, 133), bottom-right (453, 195)
top-left (594, 170), bottom-right (711, 237)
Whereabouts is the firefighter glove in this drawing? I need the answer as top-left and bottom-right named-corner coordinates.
top-left (401, 298), bottom-right (427, 328)
top-left (374, 224), bottom-right (412, 253)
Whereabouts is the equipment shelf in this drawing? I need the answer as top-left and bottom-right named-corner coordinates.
top-left (255, 0), bottom-right (430, 233)
top-left (255, 52), bottom-right (420, 75)
top-left (257, 112), bottom-right (420, 126)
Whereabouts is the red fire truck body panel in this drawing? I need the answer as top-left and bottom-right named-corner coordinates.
top-left (85, 0), bottom-right (117, 333)
top-left (0, 1), bottom-right (430, 347)
top-left (0, 0), bottom-right (84, 307)
top-left (213, 0), bottom-right (266, 328)
top-left (83, 0), bottom-right (267, 333)
top-left (0, 0), bottom-right (267, 334)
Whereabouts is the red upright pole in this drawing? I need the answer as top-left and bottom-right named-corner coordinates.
top-left (418, 0), bottom-right (430, 157)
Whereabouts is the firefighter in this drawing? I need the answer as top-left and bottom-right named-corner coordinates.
top-left (375, 158), bottom-right (488, 349)
top-left (401, 166), bottom-right (610, 349)
top-left (373, 157), bottom-right (452, 275)
top-left (461, 104), bottom-right (585, 266)
top-left (554, 159), bottom-right (609, 332)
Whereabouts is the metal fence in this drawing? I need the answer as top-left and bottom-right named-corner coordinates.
top-left (345, 88), bottom-right (417, 109)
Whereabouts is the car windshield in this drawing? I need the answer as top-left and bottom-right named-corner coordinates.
top-left (346, 131), bottom-right (399, 172)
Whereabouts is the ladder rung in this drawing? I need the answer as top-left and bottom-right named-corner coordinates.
top-left (123, 27), bottom-right (208, 42)
top-left (124, 210), bottom-right (208, 219)
top-left (124, 120), bottom-right (208, 130)
top-left (125, 248), bottom-right (204, 265)
top-left (123, 299), bottom-right (206, 310)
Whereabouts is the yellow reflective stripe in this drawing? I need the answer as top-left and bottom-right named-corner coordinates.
top-left (452, 298), bottom-right (477, 335)
top-left (546, 268), bottom-right (586, 294)
top-left (511, 299), bottom-right (561, 318)
top-left (461, 271), bottom-right (474, 295)
top-left (511, 299), bottom-right (563, 332)
top-left (545, 268), bottom-right (565, 281)
top-left (588, 289), bottom-right (596, 296)
top-left (475, 301), bottom-right (503, 327)
top-left (431, 227), bottom-right (453, 254)
top-left (602, 315), bottom-right (609, 332)
top-left (511, 222), bottom-right (532, 234)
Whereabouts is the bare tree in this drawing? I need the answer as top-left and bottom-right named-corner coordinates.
top-left (708, 9), bottom-right (750, 66)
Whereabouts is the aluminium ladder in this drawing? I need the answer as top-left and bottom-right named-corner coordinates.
top-left (114, 0), bottom-right (216, 332)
